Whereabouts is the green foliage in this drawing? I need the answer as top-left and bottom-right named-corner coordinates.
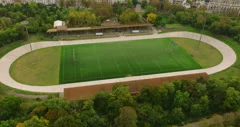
top-left (143, 5), bottom-right (156, 18)
top-left (54, 115), bottom-right (77, 127)
top-left (222, 87), bottom-right (240, 111)
top-left (1, 75), bottom-right (240, 127)
top-left (141, 0), bottom-right (147, 9)
top-left (68, 10), bottom-right (98, 27)
top-left (114, 107), bottom-right (137, 127)
top-left (0, 119), bottom-right (17, 127)
top-left (119, 9), bottom-right (141, 24)
top-left (0, 95), bottom-right (22, 120)
top-left (170, 108), bottom-right (185, 123)
top-left (24, 116), bottom-right (49, 127)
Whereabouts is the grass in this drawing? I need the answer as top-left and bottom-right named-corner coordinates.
top-left (10, 47), bottom-right (61, 86)
top-left (59, 38), bottom-right (201, 84)
top-left (173, 38), bottom-right (222, 68)
top-left (163, 23), bottom-right (240, 78)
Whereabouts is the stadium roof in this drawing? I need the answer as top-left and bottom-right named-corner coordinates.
top-left (47, 23), bottom-right (152, 33)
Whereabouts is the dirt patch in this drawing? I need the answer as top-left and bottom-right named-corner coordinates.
top-left (64, 73), bottom-right (208, 101)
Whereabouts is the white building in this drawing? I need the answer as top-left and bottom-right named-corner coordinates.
top-left (192, 0), bottom-right (205, 8)
top-left (208, 0), bottom-right (240, 15)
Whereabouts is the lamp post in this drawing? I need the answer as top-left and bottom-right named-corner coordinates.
top-left (20, 21), bottom-right (32, 51)
top-left (197, 11), bottom-right (209, 49)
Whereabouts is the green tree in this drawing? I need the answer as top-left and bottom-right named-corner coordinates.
top-left (222, 87), bottom-right (240, 111)
top-left (24, 116), bottom-right (49, 127)
top-left (143, 5), bottom-right (156, 17)
top-left (173, 90), bottom-right (190, 111)
top-left (54, 115), bottom-right (77, 127)
top-left (0, 119), bottom-right (17, 127)
top-left (163, 0), bottom-right (171, 11)
top-left (114, 107), bottom-right (137, 127)
top-left (93, 92), bottom-right (109, 115)
top-left (91, 1), bottom-right (113, 20)
top-left (119, 9), bottom-right (141, 24)
top-left (0, 95), bottom-right (22, 120)
top-left (171, 108), bottom-right (185, 124)
top-left (141, 0), bottom-right (147, 9)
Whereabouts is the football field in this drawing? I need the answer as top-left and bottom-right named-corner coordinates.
top-left (59, 38), bottom-right (201, 84)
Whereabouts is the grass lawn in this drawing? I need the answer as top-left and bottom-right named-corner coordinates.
top-left (163, 24), bottom-right (240, 78)
top-left (173, 38), bottom-right (222, 68)
top-left (10, 47), bottom-right (61, 85)
top-left (59, 38), bottom-right (201, 84)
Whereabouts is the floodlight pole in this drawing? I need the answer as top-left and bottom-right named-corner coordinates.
top-left (25, 26), bottom-right (32, 51)
top-left (21, 21), bottom-right (32, 51)
top-left (198, 14), bottom-right (207, 49)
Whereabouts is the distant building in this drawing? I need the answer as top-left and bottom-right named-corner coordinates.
top-left (0, 0), bottom-right (56, 5)
top-left (169, 0), bottom-right (191, 8)
top-left (208, 0), bottom-right (240, 15)
top-left (192, 0), bottom-right (205, 8)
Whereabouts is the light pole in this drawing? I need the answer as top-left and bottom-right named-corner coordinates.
top-left (20, 21), bottom-right (32, 51)
top-left (197, 12), bottom-right (208, 49)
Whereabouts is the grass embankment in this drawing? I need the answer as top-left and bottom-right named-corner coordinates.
top-left (174, 38), bottom-right (222, 68)
top-left (10, 47), bottom-right (61, 86)
top-left (162, 24), bottom-right (240, 78)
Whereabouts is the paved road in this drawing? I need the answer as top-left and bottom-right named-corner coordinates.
top-left (0, 32), bottom-right (237, 93)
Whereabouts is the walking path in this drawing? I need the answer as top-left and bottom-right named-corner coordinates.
top-left (0, 32), bottom-right (237, 93)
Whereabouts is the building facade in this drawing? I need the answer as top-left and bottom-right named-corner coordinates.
top-left (0, 0), bottom-right (126, 5)
top-left (192, 0), bottom-right (205, 8)
top-left (208, 0), bottom-right (240, 15)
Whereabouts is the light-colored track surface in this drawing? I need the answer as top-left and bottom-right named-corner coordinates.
top-left (0, 32), bottom-right (237, 93)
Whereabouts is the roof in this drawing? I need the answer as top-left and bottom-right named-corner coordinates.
top-left (54, 20), bottom-right (63, 28)
top-left (47, 23), bottom-right (153, 33)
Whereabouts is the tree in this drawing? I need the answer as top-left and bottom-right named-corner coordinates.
top-left (195, 14), bottom-right (206, 28)
top-left (143, 5), bottom-right (156, 18)
top-left (0, 119), bottom-right (17, 127)
top-left (132, 0), bottom-right (138, 7)
top-left (222, 87), bottom-right (240, 111)
top-left (114, 107), bottom-right (137, 127)
top-left (199, 95), bottom-right (209, 115)
top-left (163, 0), bottom-right (171, 11)
top-left (167, 14), bottom-right (176, 23)
top-left (127, 0), bottom-right (133, 8)
top-left (93, 92), bottom-right (109, 115)
top-left (190, 104), bottom-right (202, 117)
top-left (68, 11), bottom-right (77, 27)
top-left (150, 0), bottom-right (161, 11)
top-left (173, 90), bottom-right (190, 111)
top-left (171, 108), bottom-right (185, 124)
top-left (0, 95), bottom-right (22, 120)
top-left (24, 116), bottom-right (49, 127)
top-left (137, 104), bottom-right (169, 126)
top-left (54, 115), bottom-right (77, 127)
top-left (141, 0), bottom-right (147, 9)
top-left (91, 1), bottom-right (113, 20)
top-left (147, 13), bottom-right (157, 24)
top-left (81, 0), bottom-right (91, 8)
top-left (113, 2), bottom-right (124, 15)
top-left (119, 9), bottom-right (141, 24)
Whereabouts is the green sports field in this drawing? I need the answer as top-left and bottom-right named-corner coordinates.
top-left (59, 38), bottom-right (201, 84)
